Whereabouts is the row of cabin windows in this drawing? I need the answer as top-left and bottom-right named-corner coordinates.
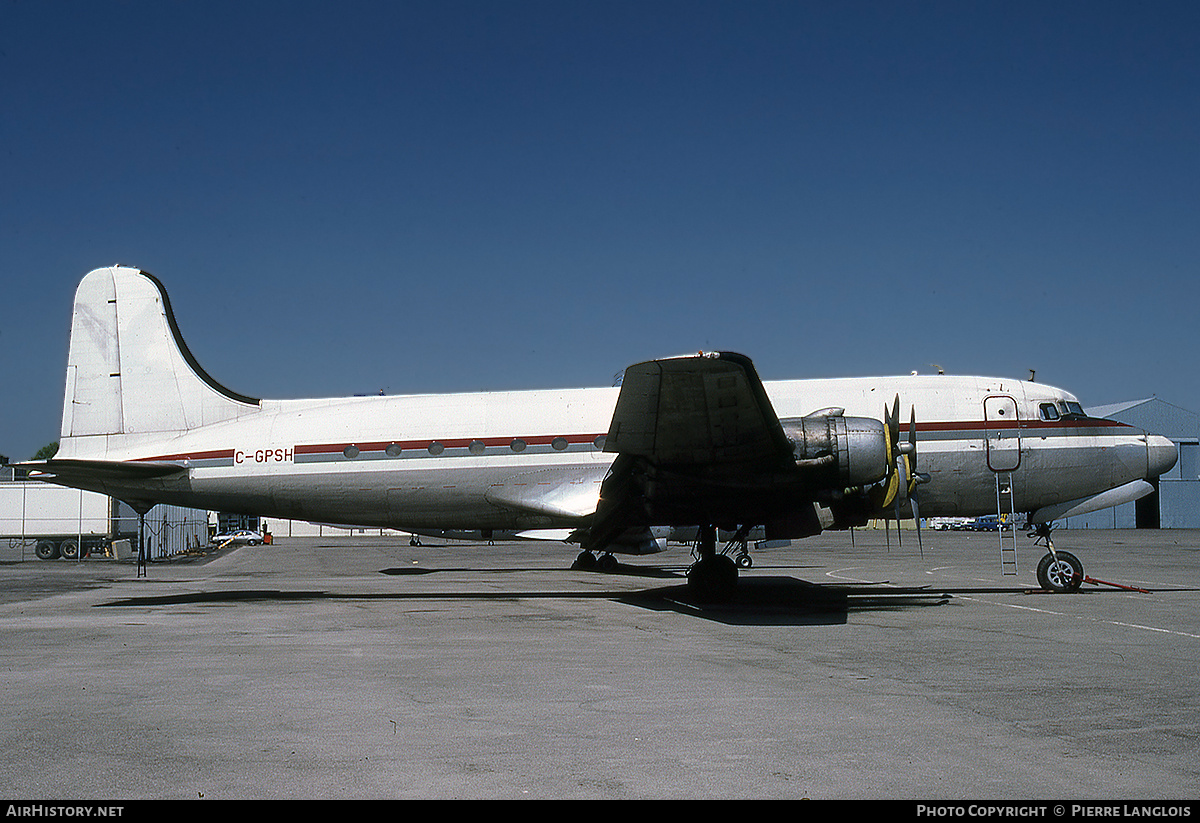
top-left (342, 436), bottom-right (607, 459)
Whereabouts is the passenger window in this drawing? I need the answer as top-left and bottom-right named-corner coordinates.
top-left (1039, 403), bottom-right (1060, 421)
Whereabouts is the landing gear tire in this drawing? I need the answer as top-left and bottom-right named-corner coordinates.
top-left (688, 555), bottom-right (739, 602)
top-left (598, 553), bottom-right (618, 572)
top-left (1037, 551), bottom-right (1084, 592)
top-left (572, 550), bottom-right (597, 570)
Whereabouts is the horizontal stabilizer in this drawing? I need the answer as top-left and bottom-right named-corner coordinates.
top-left (17, 458), bottom-right (186, 483)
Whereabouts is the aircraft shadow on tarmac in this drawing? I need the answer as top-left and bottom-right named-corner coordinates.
top-left (98, 565), bottom-right (1174, 627)
top-left (615, 576), bottom-right (952, 626)
top-left (98, 561), bottom-right (964, 626)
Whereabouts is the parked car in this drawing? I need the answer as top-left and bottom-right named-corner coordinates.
top-left (211, 529), bottom-right (264, 546)
top-left (958, 515), bottom-right (1027, 531)
top-left (964, 516), bottom-right (1001, 531)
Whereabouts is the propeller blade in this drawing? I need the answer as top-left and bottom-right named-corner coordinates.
top-left (883, 401), bottom-right (895, 456)
top-left (871, 401), bottom-right (899, 510)
top-left (890, 395), bottom-right (901, 448)
top-left (911, 494), bottom-right (924, 558)
top-left (894, 495), bottom-right (903, 547)
top-left (907, 406), bottom-right (919, 495)
top-left (878, 463), bottom-right (900, 509)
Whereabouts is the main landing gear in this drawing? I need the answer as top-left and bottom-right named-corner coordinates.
top-left (1030, 523), bottom-right (1084, 592)
top-left (572, 549), bottom-right (620, 572)
top-left (575, 524), bottom-right (751, 602)
top-left (687, 524), bottom-right (751, 602)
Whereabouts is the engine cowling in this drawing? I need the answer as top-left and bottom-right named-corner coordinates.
top-left (780, 413), bottom-right (889, 488)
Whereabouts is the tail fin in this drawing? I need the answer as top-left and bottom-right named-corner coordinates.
top-left (59, 266), bottom-right (260, 455)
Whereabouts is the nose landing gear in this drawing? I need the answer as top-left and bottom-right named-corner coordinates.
top-left (1036, 549), bottom-right (1084, 592)
top-left (1031, 523), bottom-right (1084, 592)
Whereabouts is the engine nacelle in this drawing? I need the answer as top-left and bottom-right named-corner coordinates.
top-left (780, 414), bottom-right (889, 488)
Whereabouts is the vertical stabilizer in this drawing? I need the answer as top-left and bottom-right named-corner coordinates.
top-left (60, 267), bottom-right (260, 453)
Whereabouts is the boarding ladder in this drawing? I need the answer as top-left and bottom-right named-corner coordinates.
top-left (995, 471), bottom-right (1019, 576)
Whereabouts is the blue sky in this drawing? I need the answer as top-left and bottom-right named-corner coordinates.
top-left (3, 0), bottom-right (1198, 461)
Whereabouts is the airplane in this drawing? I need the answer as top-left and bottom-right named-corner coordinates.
top-left (18, 266), bottom-right (1178, 600)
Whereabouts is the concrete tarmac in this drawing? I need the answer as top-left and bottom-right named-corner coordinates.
top-left (1, 528), bottom-right (1197, 800)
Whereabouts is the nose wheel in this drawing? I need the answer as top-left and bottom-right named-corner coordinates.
top-left (1037, 550), bottom-right (1084, 592)
top-left (1030, 523), bottom-right (1084, 592)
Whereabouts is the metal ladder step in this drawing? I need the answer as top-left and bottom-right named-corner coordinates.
top-left (996, 471), bottom-right (1018, 576)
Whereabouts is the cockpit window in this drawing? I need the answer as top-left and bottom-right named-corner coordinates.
top-left (1057, 401), bottom-right (1087, 419)
top-left (1039, 403), bottom-right (1060, 421)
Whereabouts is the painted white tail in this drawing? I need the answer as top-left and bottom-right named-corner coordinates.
top-left (59, 267), bottom-right (260, 456)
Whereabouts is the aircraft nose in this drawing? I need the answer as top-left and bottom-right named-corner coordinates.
top-left (1147, 435), bottom-right (1178, 478)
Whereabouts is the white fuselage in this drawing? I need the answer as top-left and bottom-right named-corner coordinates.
top-left (76, 373), bottom-right (1167, 531)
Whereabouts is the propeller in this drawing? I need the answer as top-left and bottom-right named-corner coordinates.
top-left (871, 396), bottom-right (930, 553)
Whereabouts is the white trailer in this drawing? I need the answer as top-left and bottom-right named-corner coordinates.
top-left (0, 482), bottom-right (127, 559)
top-left (0, 480), bottom-right (208, 560)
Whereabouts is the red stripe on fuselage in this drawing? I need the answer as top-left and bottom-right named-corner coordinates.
top-left (128, 417), bottom-right (1133, 464)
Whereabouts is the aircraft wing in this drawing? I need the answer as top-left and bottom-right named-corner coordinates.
top-left (605, 351), bottom-right (793, 468)
top-left (587, 352), bottom-right (801, 550)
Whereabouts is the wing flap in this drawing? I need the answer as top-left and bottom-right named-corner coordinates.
top-left (485, 467), bottom-right (605, 520)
